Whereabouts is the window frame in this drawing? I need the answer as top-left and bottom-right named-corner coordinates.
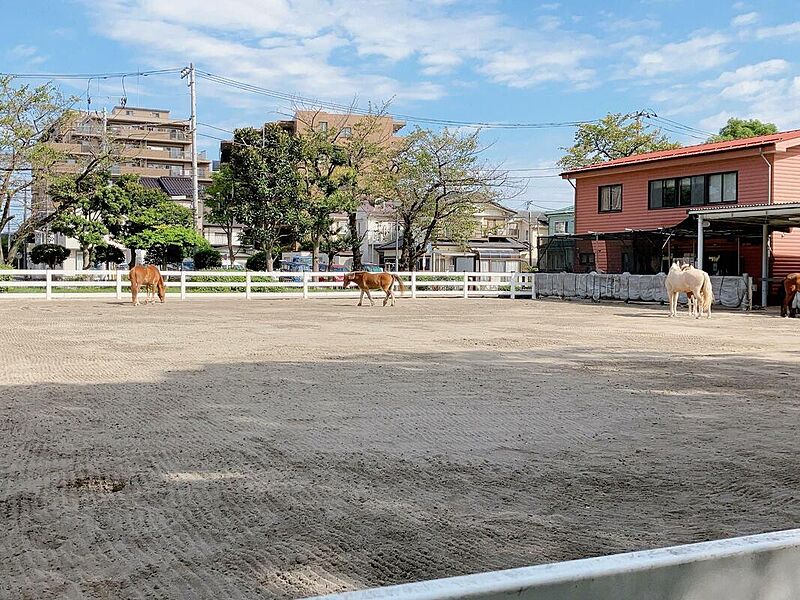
top-left (598, 184), bottom-right (623, 213)
top-left (648, 171), bottom-right (738, 209)
top-left (340, 126), bottom-right (352, 138)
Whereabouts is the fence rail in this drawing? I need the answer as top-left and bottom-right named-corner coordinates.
top-left (305, 529), bottom-right (800, 600)
top-left (0, 270), bottom-right (535, 301)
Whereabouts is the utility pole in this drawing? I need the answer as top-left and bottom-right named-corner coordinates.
top-left (394, 212), bottom-right (400, 271)
top-left (101, 107), bottom-right (107, 153)
top-left (181, 63), bottom-right (201, 232)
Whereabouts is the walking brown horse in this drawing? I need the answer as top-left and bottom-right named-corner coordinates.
top-left (781, 273), bottom-right (800, 318)
top-left (343, 271), bottom-right (405, 306)
top-left (129, 265), bottom-right (165, 306)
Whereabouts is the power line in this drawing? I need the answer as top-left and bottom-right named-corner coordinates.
top-left (1, 68), bottom-right (183, 80)
top-left (195, 70), bottom-right (600, 130)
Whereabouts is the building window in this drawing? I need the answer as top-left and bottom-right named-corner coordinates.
top-left (649, 171), bottom-right (737, 209)
top-left (151, 112), bottom-right (161, 118)
top-left (598, 184), bottom-right (622, 213)
top-left (125, 110), bottom-right (134, 116)
top-left (318, 121), bottom-right (328, 131)
top-left (340, 127), bottom-right (352, 138)
top-left (554, 220), bottom-right (568, 234)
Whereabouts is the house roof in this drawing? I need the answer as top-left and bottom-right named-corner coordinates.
top-left (137, 176), bottom-right (194, 197)
top-left (560, 129), bottom-right (800, 176)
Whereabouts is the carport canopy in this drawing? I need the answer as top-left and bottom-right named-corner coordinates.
top-left (688, 202), bottom-right (800, 306)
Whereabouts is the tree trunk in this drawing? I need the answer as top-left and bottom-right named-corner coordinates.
top-left (82, 246), bottom-right (92, 270)
top-left (348, 212), bottom-right (362, 270)
top-left (400, 226), bottom-right (415, 271)
top-left (128, 249), bottom-right (137, 270)
top-left (226, 226), bottom-right (235, 267)
top-left (311, 237), bottom-right (320, 281)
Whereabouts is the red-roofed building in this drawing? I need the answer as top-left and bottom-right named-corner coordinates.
top-left (559, 130), bottom-right (800, 306)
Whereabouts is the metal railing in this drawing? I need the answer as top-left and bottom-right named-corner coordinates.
top-left (0, 270), bottom-right (534, 301)
top-left (304, 529), bottom-right (800, 600)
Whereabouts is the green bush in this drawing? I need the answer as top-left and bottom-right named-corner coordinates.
top-left (30, 244), bottom-right (70, 269)
top-left (0, 263), bottom-right (11, 293)
top-left (245, 251), bottom-right (271, 271)
top-left (194, 248), bottom-right (222, 270)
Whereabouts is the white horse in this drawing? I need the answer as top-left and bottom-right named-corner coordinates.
top-left (665, 262), bottom-right (710, 318)
top-left (684, 266), bottom-right (714, 319)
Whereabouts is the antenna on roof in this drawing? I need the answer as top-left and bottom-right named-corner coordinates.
top-left (120, 74), bottom-right (128, 108)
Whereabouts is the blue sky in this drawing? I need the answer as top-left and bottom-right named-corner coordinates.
top-left (2, 0), bottom-right (800, 211)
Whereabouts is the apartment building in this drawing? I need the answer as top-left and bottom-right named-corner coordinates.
top-left (35, 106), bottom-right (218, 268)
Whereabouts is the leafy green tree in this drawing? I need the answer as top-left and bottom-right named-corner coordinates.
top-left (297, 125), bottom-right (355, 273)
top-left (379, 127), bottom-right (504, 270)
top-left (111, 177), bottom-right (206, 268)
top-left (194, 247), bottom-right (222, 269)
top-left (558, 112), bottom-right (680, 170)
top-left (320, 227), bottom-right (358, 267)
top-left (49, 170), bottom-right (130, 269)
top-left (708, 118), bottom-right (778, 142)
top-left (94, 245), bottom-right (126, 268)
top-left (0, 76), bottom-right (110, 264)
top-left (30, 243), bottom-right (70, 269)
top-left (229, 124), bottom-right (302, 271)
top-left (205, 164), bottom-right (239, 266)
top-left (245, 250), bottom-right (270, 271)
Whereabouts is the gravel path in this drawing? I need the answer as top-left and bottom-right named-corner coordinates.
top-left (1, 298), bottom-right (798, 599)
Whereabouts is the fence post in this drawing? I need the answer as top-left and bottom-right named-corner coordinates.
top-left (463, 272), bottom-right (469, 299)
top-left (531, 272), bottom-right (536, 299)
top-left (115, 270), bottom-right (122, 300)
top-left (180, 272), bottom-right (186, 301)
top-left (302, 271), bottom-right (309, 299)
top-left (411, 272), bottom-right (417, 299)
top-left (246, 272), bottom-right (252, 300)
top-left (510, 272), bottom-right (516, 299)
top-left (45, 269), bottom-right (52, 300)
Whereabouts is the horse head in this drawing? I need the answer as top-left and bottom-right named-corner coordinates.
top-left (342, 273), bottom-right (353, 289)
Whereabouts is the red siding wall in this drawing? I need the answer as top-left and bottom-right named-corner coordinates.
top-left (573, 153), bottom-right (771, 234)
top-left (774, 147), bottom-right (800, 204)
top-left (772, 228), bottom-right (800, 280)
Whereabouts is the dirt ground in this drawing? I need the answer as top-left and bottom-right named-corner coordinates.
top-left (1, 297), bottom-right (799, 599)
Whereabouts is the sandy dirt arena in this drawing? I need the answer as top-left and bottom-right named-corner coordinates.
top-left (1, 297), bottom-right (798, 599)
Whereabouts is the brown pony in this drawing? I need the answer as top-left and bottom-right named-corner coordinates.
top-left (129, 265), bottom-right (165, 306)
top-left (781, 273), bottom-right (800, 318)
top-left (343, 271), bottom-right (405, 306)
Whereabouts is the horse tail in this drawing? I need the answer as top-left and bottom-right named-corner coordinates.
top-left (700, 272), bottom-right (713, 307)
top-left (392, 274), bottom-right (405, 295)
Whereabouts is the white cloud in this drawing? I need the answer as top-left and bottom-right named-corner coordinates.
top-left (631, 33), bottom-right (734, 77)
top-left (755, 21), bottom-right (800, 39)
top-left (731, 12), bottom-right (759, 27)
top-left (80, 0), bottom-right (601, 110)
top-left (6, 44), bottom-right (47, 66)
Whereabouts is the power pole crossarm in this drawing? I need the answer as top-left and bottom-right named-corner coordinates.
top-left (181, 63), bottom-right (201, 233)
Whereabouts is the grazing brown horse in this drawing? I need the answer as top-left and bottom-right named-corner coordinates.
top-left (129, 265), bottom-right (165, 306)
top-left (343, 271), bottom-right (404, 306)
top-left (781, 273), bottom-right (800, 318)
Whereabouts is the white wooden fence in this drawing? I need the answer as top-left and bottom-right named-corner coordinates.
top-left (0, 269), bottom-right (535, 300)
top-left (305, 529), bottom-right (800, 600)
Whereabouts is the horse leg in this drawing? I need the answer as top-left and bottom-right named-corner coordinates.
top-left (132, 281), bottom-right (139, 306)
top-left (358, 288), bottom-right (364, 306)
top-left (382, 285), bottom-right (389, 306)
top-left (365, 288), bottom-right (375, 306)
top-left (782, 286), bottom-right (794, 318)
top-left (669, 292), bottom-right (676, 317)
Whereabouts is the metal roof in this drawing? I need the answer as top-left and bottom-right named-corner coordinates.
top-left (687, 202), bottom-right (800, 228)
top-left (560, 129), bottom-right (800, 176)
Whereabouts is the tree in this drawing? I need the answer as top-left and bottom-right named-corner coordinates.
top-left (558, 112), bottom-right (681, 170)
top-left (320, 227), bottom-right (358, 266)
top-left (708, 118), bottom-right (778, 142)
top-left (111, 177), bottom-right (206, 268)
top-left (30, 243), bottom-right (69, 269)
top-left (49, 170), bottom-right (129, 269)
top-left (0, 76), bottom-right (110, 264)
top-left (194, 247), bottom-right (222, 269)
top-left (94, 245), bottom-right (126, 268)
top-left (229, 124), bottom-right (302, 271)
top-left (205, 164), bottom-right (238, 266)
top-left (297, 122), bottom-right (354, 273)
top-left (379, 128), bottom-right (506, 270)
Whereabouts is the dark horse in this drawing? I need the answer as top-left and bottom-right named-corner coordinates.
top-left (129, 265), bottom-right (165, 306)
top-left (781, 273), bottom-right (800, 318)
top-left (343, 271), bottom-right (405, 306)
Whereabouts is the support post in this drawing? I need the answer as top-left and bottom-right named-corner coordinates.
top-left (696, 216), bottom-right (704, 270)
top-left (181, 63), bottom-right (201, 232)
top-left (463, 272), bottom-right (469, 299)
top-left (180, 272), bottom-right (186, 301)
top-left (115, 270), bottom-right (122, 300)
top-left (302, 271), bottom-right (309, 299)
top-left (411, 272), bottom-right (417, 299)
top-left (45, 269), bottom-right (52, 300)
top-left (245, 272), bottom-right (252, 300)
top-left (761, 223), bottom-right (769, 308)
